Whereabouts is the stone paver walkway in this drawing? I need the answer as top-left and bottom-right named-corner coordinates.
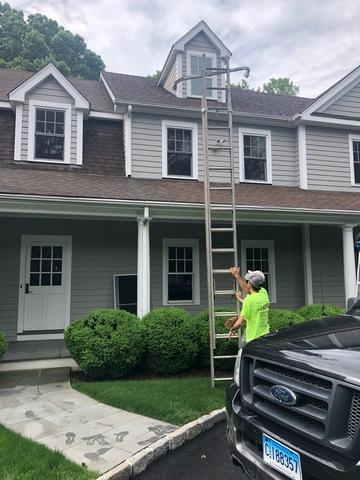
top-left (0, 368), bottom-right (176, 474)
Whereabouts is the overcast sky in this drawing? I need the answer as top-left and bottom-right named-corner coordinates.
top-left (9, 0), bottom-right (360, 98)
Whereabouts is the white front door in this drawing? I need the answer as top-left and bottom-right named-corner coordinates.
top-left (18, 236), bottom-right (72, 335)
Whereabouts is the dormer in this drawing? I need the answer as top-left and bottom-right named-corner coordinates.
top-left (9, 63), bottom-right (89, 165)
top-left (158, 20), bottom-right (231, 102)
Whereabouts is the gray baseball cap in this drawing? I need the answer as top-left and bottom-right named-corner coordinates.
top-left (244, 270), bottom-right (265, 288)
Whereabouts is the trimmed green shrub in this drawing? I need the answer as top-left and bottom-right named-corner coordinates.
top-left (0, 331), bottom-right (7, 360)
top-left (297, 304), bottom-right (346, 321)
top-left (64, 309), bottom-right (144, 378)
top-left (142, 307), bottom-right (198, 374)
top-left (191, 308), bottom-right (239, 371)
top-left (268, 309), bottom-right (305, 333)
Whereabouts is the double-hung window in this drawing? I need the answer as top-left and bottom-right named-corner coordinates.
top-left (162, 239), bottom-right (200, 305)
top-left (239, 128), bottom-right (272, 183)
top-left (162, 121), bottom-right (198, 179)
top-left (349, 135), bottom-right (360, 185)
top-left (188, 53), bottom-right (215, 98)
top-left (241, 240), bottom-right (277, 302)
top-left (35, 108), bottom-right (65, 161)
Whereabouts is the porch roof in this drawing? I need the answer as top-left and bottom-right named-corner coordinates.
top-left (0, 166), bottom-right (359, 214)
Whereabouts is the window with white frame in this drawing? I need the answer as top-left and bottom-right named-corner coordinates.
top-left (186, 51), bottom-right (216, 98)
top-left (162, 121), bottom-right (198, 179)
top-left (239, 128), bottom-right (272, 183)
top-left (241, 240), bottom-right (277, 302)
top-left (28, 100), bottom-right (72, 163)
top-left (349, 135), bottom-right (360, 185)
top-left (162, 239), bottom-right (200, 305)
top-left (35, 108), bottom-right (65, 160)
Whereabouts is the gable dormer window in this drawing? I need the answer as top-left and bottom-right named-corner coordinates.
top-left (187, 52), bottom-right (216, 99)
top-left (35, 108), bottom-right (65, 161)
top-left (27, 100), bottom-right (72, 164)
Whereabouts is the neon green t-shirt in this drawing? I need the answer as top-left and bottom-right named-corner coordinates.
top-left (241, 288), bottom-right (270, 342)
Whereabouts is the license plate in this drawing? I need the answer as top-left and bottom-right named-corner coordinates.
top-left (263, 434), bottom-right (302, 480)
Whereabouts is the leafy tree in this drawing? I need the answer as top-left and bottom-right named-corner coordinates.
top-left (0, 3), bottom-right (104, 79)
top-left (262, 77), bottom-right (300, 96)
top-left (147, 70), bottom-right (162, 80)
top-left (231, 79), bottom-right (254, 90)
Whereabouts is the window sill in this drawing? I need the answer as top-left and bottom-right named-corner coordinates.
top-left (163, 175), bottom-right (198, 181)
top-left (165, 301), bottom-right (200, 306)
top-left (20, 158), bottom-right (70, 165)
top-left (240, 179), bottom-right (272, 185)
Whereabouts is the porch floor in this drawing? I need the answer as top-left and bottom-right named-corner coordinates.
top-left (0, 368), bottom-right (176, 474)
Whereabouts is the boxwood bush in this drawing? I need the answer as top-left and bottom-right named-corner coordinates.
top-left (64, 309), bottom-right (144, 378)
top-left (191, 308), bottom-right (239, 371)
top-left (268, 309), bottom-right (305, 333)
top-left (0, 331), bottom-right (7, 360)
top-left (142, 307), bottom-right (198, 374)
top-left (297, 304), bottom-right (346, 321)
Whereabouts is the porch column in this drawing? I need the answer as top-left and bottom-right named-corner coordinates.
top-left (342, 224), bottom-right (357, 302)
top-left (302, 224), bottom-right (313, 305)
top-left (137, 207), bottom-right (151, 317)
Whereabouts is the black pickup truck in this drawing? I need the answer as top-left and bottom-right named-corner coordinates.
top-left (226, 301), bottom-right (360, 480)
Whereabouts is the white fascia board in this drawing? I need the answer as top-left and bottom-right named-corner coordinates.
top-left (174, 20), bottom-right (231, 58)
top-left (2, 193), bottom-right (360, 226)
top-left (299, 113), bottom-right (360, 128)
top-left (0, 101), bottom-right (11, 109)
top-left (100, 72), bottom-right (117, 104)
top-left (300, 65), bottom-right (360, 117)
top-left (9, 63), bottom-right (89, 109)
top-left (89, 111), bottom-right (123, 120)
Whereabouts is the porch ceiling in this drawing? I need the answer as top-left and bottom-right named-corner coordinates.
top-left (0, 166), bottom-right (360, 224)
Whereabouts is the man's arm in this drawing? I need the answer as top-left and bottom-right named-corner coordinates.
top-left (229, 266), bottom-right (247, 292)
top-left (228, 315), bottom-right (246, 339)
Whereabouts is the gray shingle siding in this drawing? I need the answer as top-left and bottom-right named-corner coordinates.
top-left (131, 112), bottom-right (298, 186)
top-left (318, 83), bottom-right (360, 118)
top-left (306, 125), bottom-right (360, 191)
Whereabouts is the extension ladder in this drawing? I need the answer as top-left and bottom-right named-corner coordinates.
top-left (174, 57), bottom-right (250, 386)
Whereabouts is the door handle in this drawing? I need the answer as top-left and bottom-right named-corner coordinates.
top-left (25, 283), bottom-right (29, 294)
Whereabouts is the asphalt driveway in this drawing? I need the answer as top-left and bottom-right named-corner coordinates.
top-left (136, 421), bottom-right (247, 480)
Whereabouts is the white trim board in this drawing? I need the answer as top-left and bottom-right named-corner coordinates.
top-left (161, 119), bottom-right (199, 179)
top-left (239, 127), bottom-right (272, 184)
top-left (240, 239), bottom-right (277, 303)
top-left (27, 99), bottom-right (72, 164)
top-left (298, 124), bottom-right (308, 189)
top-left (9, 63), bottom-right (89, 109)
top-left (162, 238), bottom-right (200, 306)
top-left (14, 103), bottom-right (22, 161)
top-left (124, 105), bottom-right (132, 176)
top-left (349, 134), bottom-right (360, 186)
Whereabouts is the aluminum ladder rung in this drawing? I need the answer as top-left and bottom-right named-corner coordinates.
top-left (214, 377), bottom-right (233, 382)
top-left (208, 106), bottom-right (228, 112)
top-left (211, 227), bottom-right (234, 232)
top-left (213, 269), bottom-right (231, 274)
top-left (208, 126), bottom-right (230, 130)
top-left (215, 289), bottom-right (234, 295)
top-left (214, 355), bottom-right (238, 359)
top-left (212, 248), bottom-right (235, 253)
top-left (206, 86), bottom-right (228, 91)
top-left (215, 333), bottom-right (239, 339)
top-left (210, 186), bottom-right (233, 191)
top-left (214, 311), bottom-right (237, 317)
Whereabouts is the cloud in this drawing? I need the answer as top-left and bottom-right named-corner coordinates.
top-left (8, 0), bottom-right (360, 97)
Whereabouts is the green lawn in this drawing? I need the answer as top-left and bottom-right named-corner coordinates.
top-left (73, 376), bottom-right (228, 426)
top-left (0, 424), bottom-right (97, 480)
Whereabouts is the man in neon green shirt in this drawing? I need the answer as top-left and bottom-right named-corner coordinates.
top-left (228, 268), bottom-right (270, 343)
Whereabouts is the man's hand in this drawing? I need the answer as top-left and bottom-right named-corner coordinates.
top-left (236, 291), bottom-right (244, 303)
top-left (228, 329), bottom-right (234, 340)
top-left (229, 266), bottom-right (240, 279)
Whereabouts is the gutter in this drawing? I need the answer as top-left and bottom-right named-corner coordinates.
top-left (1, 193), bottom-right (360, 217)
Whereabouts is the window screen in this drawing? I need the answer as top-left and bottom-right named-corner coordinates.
top-left (353, 140), bottom-right (360, 184)
top-left (243, 135), bottom-right (267, 181)
top-left (167, 128), bottom-right (192, 176)
top-left (113, 275), bottom-right (137, 314)
top-left (167, 246), bottom-right (194, 302)
top-left (35, 108), bottom-right (65, 160)
top-left (190, 55), bottom-right (213, 96)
